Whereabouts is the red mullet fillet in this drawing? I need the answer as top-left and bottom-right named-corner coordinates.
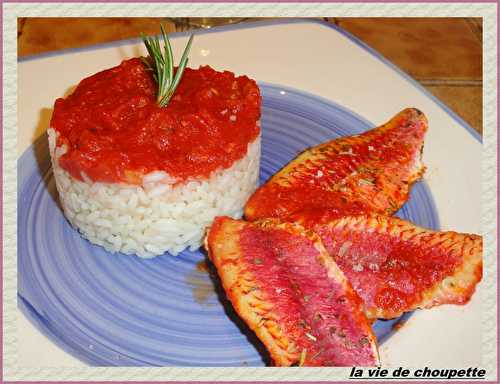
top-left (304, 214), bottom-right (483, 319)
top-left (245, 108), bottom-right (427, 224)
top-left (205, 216), bottom-right (379, 366)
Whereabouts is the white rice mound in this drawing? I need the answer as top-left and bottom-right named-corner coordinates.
top-left (47, 128), bottom-right (261, 258)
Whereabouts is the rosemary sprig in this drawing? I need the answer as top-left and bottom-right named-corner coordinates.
top-left (141, 25), bottom-right (194, 107)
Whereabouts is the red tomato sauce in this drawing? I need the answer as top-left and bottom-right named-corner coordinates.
top-left (50, 58), bottom-right (261, 184)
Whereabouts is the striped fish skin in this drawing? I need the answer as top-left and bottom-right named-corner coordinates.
top-left (205, 216), bottom-right (379, 367)
top-left (245, 108), bottom-right (427, 223)
top-left (308, 214), bottom-right (483, 320)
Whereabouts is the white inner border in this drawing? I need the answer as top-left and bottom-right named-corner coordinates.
top-left (5, 2), bottom-right (498, 382)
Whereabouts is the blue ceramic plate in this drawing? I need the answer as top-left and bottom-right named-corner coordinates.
top-left (18, 83), bottom-right (439, 366)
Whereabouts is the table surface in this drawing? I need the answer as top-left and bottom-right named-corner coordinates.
top-left (17, 17), bottom-right (482, 135)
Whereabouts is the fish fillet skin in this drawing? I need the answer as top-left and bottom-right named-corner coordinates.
top-left (245, 108), bottom-right (427, 223)
top-left (305, 214), bottom-right (483, 320)
top-left (205, 216), bottom-right (379, 367)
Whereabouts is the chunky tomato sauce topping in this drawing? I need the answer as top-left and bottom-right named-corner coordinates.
top-left (51, 58), bottom-right (261, 184)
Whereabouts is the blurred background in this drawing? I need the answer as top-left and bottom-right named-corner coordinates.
top-left (17, 17), bottom-right (482, 135)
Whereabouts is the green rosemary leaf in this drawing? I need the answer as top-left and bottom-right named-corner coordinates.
top-left (178, 34), bottom-right (195, 70)
top-left (140, 34), bottom-right (154, 59)
top-left (161, 24), bottom-right (174, 87)
top-left (141, 26), bottom-right (194, 108)
top-left (158, 34), bottom-right (194, 107)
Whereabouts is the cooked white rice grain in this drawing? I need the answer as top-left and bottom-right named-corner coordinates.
top-left (47, 128), bottom-right (261, 258)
